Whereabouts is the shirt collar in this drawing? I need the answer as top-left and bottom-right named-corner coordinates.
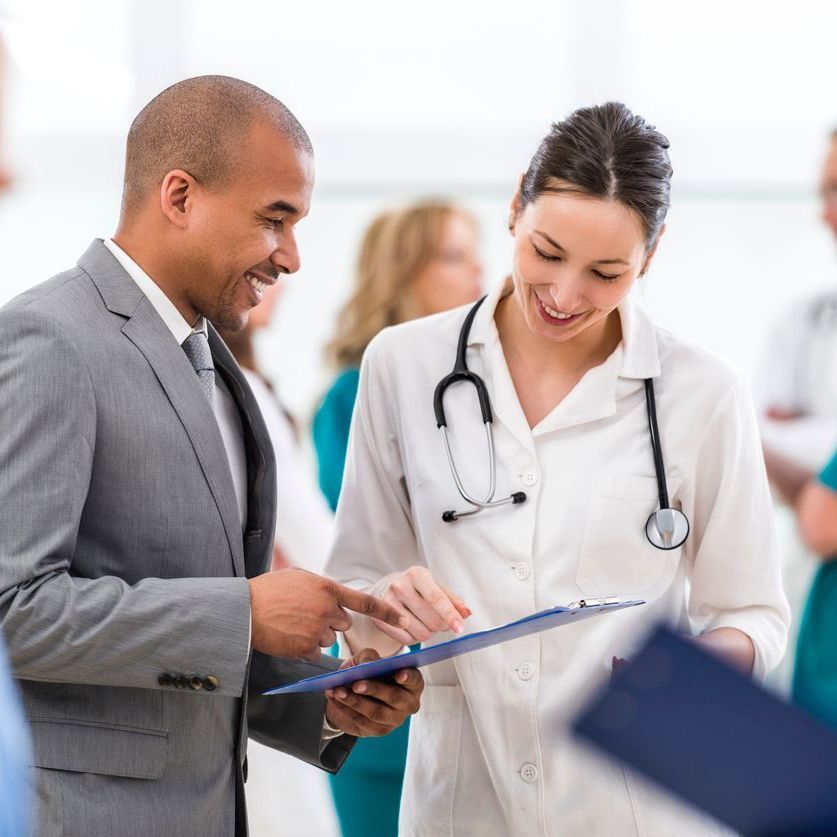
top-left (103, 238), bottom-right (206, 344)
top-left (466, 276), bottom-right (660, 381)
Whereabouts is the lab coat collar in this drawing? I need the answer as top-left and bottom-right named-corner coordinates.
top-left (465, 279), bottom-right (661, 437)
top-left (467, 278), bottom-right (661, 383)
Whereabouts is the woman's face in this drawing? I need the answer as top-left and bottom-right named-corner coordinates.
top-left (509, 186), bottom-right (655, 346)
top-left (820, 136), bottom-right (837, 238)
top-left (410, 212), bottom-right (483, 316)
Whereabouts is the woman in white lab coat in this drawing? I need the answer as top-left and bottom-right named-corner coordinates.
top-left (325, 102), bottom-right (790, 837)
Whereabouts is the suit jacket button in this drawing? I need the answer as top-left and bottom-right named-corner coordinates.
top-left (203, 675), bottom-right (219, 692)
top-left (158, 672), bottom-right (174, 687)
top-left (189, 676), bottom-right (204, 691)
top-left (175, 675), bottom-right (190, 689)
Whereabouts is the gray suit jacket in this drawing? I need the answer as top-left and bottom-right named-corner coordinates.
top-left (0, 241), bottom-right (354, 837)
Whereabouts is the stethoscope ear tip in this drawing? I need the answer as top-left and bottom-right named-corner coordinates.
top-left (442, 510), bottom-right (458, 523)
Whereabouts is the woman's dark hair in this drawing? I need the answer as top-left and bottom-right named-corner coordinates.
top-left (520, 102), bottom-right (672, 248)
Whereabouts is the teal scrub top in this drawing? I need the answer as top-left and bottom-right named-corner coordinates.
top-left (313, 368), bottom-right (360, 513)
top-left (792, 450), bottom-right (837, 727)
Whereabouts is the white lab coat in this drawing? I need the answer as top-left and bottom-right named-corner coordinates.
top-left (326, 280), bottom-right (790, 837)
top-left (757, 289), bottom-right (837, 469)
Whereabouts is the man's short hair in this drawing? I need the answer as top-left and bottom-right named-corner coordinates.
top-left (121, 75), bottom-right (312, 216)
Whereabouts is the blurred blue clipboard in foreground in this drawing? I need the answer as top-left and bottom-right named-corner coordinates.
top-left (264, 597), bottom-right (643, 696)
top-left (574, 626), bottom-right (837, 837)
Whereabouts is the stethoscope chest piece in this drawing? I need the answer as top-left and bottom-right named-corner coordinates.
top-left (645, 507), bottom-right (689, 550)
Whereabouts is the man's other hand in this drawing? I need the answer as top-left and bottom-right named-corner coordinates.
top-left (324, 649), bottom-right (423, 737)
top-left (248, 569), bottom-right (407, 661)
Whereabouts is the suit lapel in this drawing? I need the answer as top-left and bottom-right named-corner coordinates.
top-left (209, 327), bottom-right (276, 578)
top-left (80, 240), bottom-right (246, 577)
top-left (122, 306), bottom-right (247, 576)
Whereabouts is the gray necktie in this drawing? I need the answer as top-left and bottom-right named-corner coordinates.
top-left (181, 331), bottom-right (216, 407)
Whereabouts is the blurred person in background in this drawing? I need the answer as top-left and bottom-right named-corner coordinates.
top-left (762, 129), bottom-right (837, 691)
top-left (218, 282), bottom-right (337, 837)
top-left (0, 30), bottom-right (12, 192)
top-left (0, 25), bottom-right (29, 837)
top-left (760, 130), bottom-right (837, 463)
top-left (218, 283), bottom-right (334, 574)
top-left (218, 285), bottom-right (339, 836)
top-left (313, 200), bottom-right (482, 837)
top-left (766, 445), bottom-right (837, 727)
top-left (0, 612), bottom-right (29, 836)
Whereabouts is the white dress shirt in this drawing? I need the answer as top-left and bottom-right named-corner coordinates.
top-left (326, 278), bottom-right (791, 837)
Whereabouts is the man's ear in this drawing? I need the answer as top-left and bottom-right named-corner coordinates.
top-left (640, 224), bottom-right (666, 275)
top-left (159, 170), bottom-right (197, 229)
top-left (508, 174), bottom-right (525, 233)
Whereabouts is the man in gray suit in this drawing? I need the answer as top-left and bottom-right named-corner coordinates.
top-left (0, 76), bottom-right (423, 836)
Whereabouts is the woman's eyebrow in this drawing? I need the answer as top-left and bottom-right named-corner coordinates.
top-left (533, 229), bottom-right (565, 251)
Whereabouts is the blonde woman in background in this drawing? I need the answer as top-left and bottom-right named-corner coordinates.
top-left (313, 200), bottom-right (482, 837)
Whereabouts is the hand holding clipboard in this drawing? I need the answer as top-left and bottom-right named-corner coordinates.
top-left (264, 597), bottom-right (644, 695)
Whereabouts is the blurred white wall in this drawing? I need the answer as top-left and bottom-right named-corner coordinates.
top-left (0, 0), bottom-right (834, 418)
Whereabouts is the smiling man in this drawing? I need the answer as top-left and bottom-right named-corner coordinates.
top-left (0, 76), bottom-right (422, 837)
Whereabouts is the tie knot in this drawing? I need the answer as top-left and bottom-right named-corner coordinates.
top-left (182, 331), bottom-right (213, 372)
top-left (182, 331), bottom-right (215, 405)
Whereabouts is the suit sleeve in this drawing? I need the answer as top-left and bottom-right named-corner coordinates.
top-left (246, 651), bottom-right (355, 773)
top-left (0, 307), bottom-right (251, 696)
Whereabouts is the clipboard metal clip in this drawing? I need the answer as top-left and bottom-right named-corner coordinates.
top-left (568, 596), bottom-right (623, 609)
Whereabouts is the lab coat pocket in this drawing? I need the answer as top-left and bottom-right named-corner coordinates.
top-left (575, 474), bottom-right (683, 597)
top-left (401, 684), bottom-right (465, 837)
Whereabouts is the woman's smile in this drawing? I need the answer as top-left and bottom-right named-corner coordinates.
top-left (535, 294), bottom-right (586, 326)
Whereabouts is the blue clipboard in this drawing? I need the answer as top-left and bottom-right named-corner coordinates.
top-left (574, 626), bottom-right (837, 836)
top-left (263, 597), bottom-right (644, 695)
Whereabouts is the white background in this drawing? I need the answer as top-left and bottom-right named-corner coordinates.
top-left (0, 0), bottom-right (834, 419)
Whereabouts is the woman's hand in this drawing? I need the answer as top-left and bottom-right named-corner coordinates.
top-left (371, 566), bottom-right (472, 646)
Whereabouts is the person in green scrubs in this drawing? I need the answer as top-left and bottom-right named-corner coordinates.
top-left (314, 201), bottom-right (482, 837)
top-left (791, 451), bottom-right (837, 726)
top-left (763, 132), bottom-right (837, 724)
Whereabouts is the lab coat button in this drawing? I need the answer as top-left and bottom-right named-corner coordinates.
top-left (521, 469), bottom-right (539, 486)
top-left (513, 562), bottom-right (531, 580)
top-left (517, 662), bottom-right (535, 681)
top-left (520, 763), bottom-right (539, 783)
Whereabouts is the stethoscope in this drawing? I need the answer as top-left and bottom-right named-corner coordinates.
top-left (433, 297), bottom-right (690, 551)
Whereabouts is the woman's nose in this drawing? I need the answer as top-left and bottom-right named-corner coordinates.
top-left (548, 279), bottom-right (583, 313)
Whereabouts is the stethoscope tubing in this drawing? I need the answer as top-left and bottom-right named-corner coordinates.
top-left (644, 377), bottom-right (670, 509)
top-left (435, 297), bottom-right (688, 549)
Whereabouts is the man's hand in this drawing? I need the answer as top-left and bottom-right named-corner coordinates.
top-left (248, 568), bottom-right (407, 661)
top-left (325, 649), bottom-right (423, 737)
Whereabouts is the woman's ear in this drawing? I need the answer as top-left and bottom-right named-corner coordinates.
top-left (640, 224), bottom-right (666, 275)
top-left (508, 175), bottom-right (525, 233)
